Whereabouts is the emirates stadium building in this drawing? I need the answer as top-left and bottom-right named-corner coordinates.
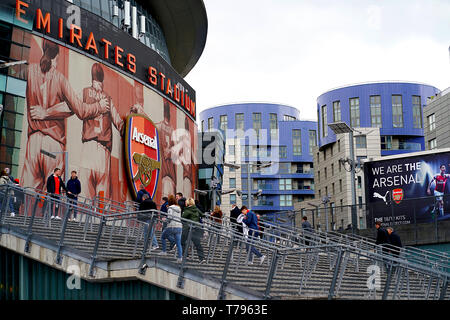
top-left (0, 0), bottom-right (207, 203)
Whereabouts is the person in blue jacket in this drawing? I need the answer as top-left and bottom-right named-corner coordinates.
top-left (66, 170), bottom-right (81, 221)
top-left (136, 184), bottom-right (150, 203)
top-left (241, 206), bottom-right (266, 265)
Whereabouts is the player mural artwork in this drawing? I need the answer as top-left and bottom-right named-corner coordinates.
top-left (364, 150), bottom-right (450, 226)
top-left (17, 35), bottom-right (198, 205)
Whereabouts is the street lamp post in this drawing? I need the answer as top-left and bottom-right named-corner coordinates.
top-left (328, 122), bottom-right (358, 233)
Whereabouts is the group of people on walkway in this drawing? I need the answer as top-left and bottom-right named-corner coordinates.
top-left (136, 190), bottom-right (207, 264)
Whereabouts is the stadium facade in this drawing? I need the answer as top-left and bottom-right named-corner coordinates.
top-left (0, 0), bottom-right (207, 203)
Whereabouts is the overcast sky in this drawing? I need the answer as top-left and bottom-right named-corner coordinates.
top-left (185, 0), bottom-right (450, 122)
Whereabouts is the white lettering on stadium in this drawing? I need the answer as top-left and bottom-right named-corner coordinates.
top-left (132, 127), bottom-right (157, 150)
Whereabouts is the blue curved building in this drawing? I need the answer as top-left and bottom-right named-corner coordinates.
top-left (306, 81), bottom-right (441, 231)
top-left (317, 81), bottom-right (440, 156)
top-left (199, 103), bottom-right (317, 218)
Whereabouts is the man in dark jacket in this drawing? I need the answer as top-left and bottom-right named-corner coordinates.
top-left (176, 192), bottom-right (186, 212)
top-left (386, 227), bottom-right (402, 257)
top-left (301, 216), bottom-right (313, 246)
top-left (241, 206), bottom-right (266, 265)
top-left (136, 184), bottom-right (150, 203)
top-left (230, 204), bottom-right (243, 234)
top-left (138, 194), bottom-right (159, 250)
top-left (375, 221), bottom-right (389, 250)
top-left (66, 170), bottom-right (81, 221)
top-left (46, 168), bottom-right (67, 220)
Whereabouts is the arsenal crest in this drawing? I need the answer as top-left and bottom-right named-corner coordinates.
top-left (392, 188), bottom-right (404, 204)
top-left (125, 114), bottom-right (161, 200)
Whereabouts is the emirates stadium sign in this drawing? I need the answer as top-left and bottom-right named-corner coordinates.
top-left (125, 114), bottom-right (161, 200)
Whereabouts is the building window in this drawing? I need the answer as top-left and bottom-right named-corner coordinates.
top-left (284, 115), bottom-right (296, 121)
top-left (0, 94), bottom-right (26, 177)
top-left (219, 115), bottom-right (228, 132)
top-left (252, 112), bottom-right (262, 137)
top-left (270, 113), bottom-right (278, 138)
top-left (392, 95), bottom-right (403, 128)
top-left (338, 139), bottom-right (341, 152)
top-left (309, 130), bottom-right (317, 155)
top-left (427, 113), bottom-right (436, 132)
top-left (230, 194), bottom-right (237, 204)
top-left (293, 129), bottom-right (302, 156)
top-left (429, 138), bottom-right (437, 150)
top-left (208, 117), bottom-right (214, 131)
top-left (228, 145), bottom-right (235, 155)
top-left (370, 95), bottom-right (382, 128)
top-left (279, 146), bottom-right (287, 158)
top-left (358, 176), bottom-right (362, 189)
top-left (318, 170), bottom-right (320, 183)
top-left (229, 178), bottom-right (236, 188)
top-left (381, 136), bottom-right (392, 150)
top-left (324, 167), bottom-right (328, 179)
top-left (280, 195), bottom-right (293, 207)
top-left (321, 105), bottom-right (328, 137)
top-left (332, 183), bottom-right (335, 195)
top-left (349, 98), bottom-right (360, 128)
top-left (279, 179), bottom-right (292, 191)
top-left (412, 96), bottom-right (422, 129)
top-left (235, 113), bottom-right (244, 132)
top-left (339, 179), bottom-right (342, 192)
top-left (331, 163), bottom-right (334, 176)
top-left (201, 120), bottom-right (204, 132)
top-left (355, 135), bottom-right (367, 148)
top-left (333, 101), bottom-right (341, 122)
top-left (241, 145), bottom-right (249, 158)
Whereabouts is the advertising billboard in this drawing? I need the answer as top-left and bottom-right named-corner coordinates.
top-left (364, 149), bottom-right (450, 226)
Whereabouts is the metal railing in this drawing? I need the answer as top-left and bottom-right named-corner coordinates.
top-left (0, 184), bottom-right (449, 300)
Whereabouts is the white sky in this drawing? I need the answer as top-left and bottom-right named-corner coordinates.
top-left (185, 0), bottom-right (450, 122)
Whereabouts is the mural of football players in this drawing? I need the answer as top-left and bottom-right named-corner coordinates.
top-left (157, 100), bottom-right (177, 198)
top-left (21, 40), bottom-right (109, 191)
top-left (78, 63), bottom-right (125, 200)
top-left (427, 164), bottom-right (450, 217)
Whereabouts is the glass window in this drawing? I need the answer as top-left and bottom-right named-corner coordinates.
top-left (292, 129), bottom-right (302, 156)
top-left (279, 146), bottom-right (287, 158)
top-left (230, 194), bottom-right (237, 204)
top-left (229, 178), bottom-right (236, 188)
top-left (270, 113), bottom-right (278, 138)
top-left (228, 145), bottom-right (235, 155)
top-left (279, 179), bottom-right (292, 191)
top-left (252, 113), bottom-right (262, 137)
top-left (208, 117), bottom-right (214, 131)
top-left (349, 98), bottom-right (360, 128)
top-left (309, 130), bottom-right (317, 155)
top-left (235, 113), bottom-right (244, 132)
top-left (370, 95), bottom-right (382, 128)
top-left (381, 136), bottom-right (392, 150)
top-left (427, 113), bottom-right (435, 132)
top-left (429, 139), bottom-right (437, 150)
top-left (392, 95), bottom-right (403, 128)
top-left (355, 135), bottom-right (367, 148)
top-left (321, 105), bottom-right (327, 137)
top-left (333, 101), bottom-right (341, 122)
top-left (201, 120), bottom-right (204, 132)
top-left (219, 115), bottom-right (228, 132)
top-left (280, 195), bottom-right (293, 207)
top-left (284, 115), bottom-right (296, 121)
top-left (412, 96), bottom-right (422, 129)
